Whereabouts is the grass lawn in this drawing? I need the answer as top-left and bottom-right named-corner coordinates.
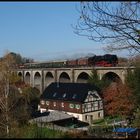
top-left (16, 124), bottom-right (70, 138)
top-left (92, 116), bottom-right (122, 125)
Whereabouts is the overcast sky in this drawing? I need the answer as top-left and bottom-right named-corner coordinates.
top-left (0, 2), bottom-right (130, 61)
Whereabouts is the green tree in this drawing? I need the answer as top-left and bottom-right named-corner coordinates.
top-left (130, 54), bottom-right (140, 66)
top-left (88, 69), bottom-right (110, 89)
top-left (125, 67), bottom-right (140, 108)
top-left (118, 57), bottom-right (128, 66)
top-left (21, 86), bottom-right (40, 115)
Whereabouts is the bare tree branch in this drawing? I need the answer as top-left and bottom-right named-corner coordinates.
top-left (73, 2), bottom-right (140, 54)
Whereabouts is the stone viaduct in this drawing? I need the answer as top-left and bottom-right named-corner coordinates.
top-left (17, 66), bottom-right (135, 94)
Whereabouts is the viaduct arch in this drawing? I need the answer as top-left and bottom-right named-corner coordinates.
top-left (76, 72), bottom-right (90, 83)
top-left (44, 72), bottom-right (54, 88)
top-left (59, 72), bottom-right (71, 83)
top-left (17, 67), bottom-right (135, 93)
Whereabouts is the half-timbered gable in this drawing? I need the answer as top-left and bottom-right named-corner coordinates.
top-left (82, 91), bottom-right (103, 113)
top-left (39, 82), bottom-right (104, 124)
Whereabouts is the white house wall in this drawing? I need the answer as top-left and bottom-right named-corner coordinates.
top-left (46, 109), bottom-right (104, 124)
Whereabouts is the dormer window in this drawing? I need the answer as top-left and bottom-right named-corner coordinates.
top-left (53, 92), bottom-right (57, 97)
top-left (89, 95), bottom-right (93, 101)
top-left (63, 93), bottom-right (66, 98)
top-left (72, 94), bottom-right (77, 99)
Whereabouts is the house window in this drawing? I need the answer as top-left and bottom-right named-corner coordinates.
top-left (53, 102), bottom-right (56, 107)
top-left (40, 100), bottom-right (45, 105)
top-left (61, 102), bottom-right (64, 107)
top-left (99, 101), bottom-right (103, 109)
top-left (75, 104), bottom-right (80, 109)
top-left (90, 115), bottom-right (93, 121)
top-left (46, 101), bottom-right (49, 105)
top-left (98, 112), bottom-right (101, 118)
top-left (84, 104), bottom-right (87, 108)
top-left (69, 103), bottom-right (74, 108)
top-left (85, 115), bottom-right (88, 121)
top-left (87, 103), bottom-right (91, 108)
top-left (89, 95), bottom-right (93, 101)
top-left (84, 104), bottom-right (88, 112)
top-left (94, 102), bottom-right (98, 110)
top-left (91, 103), bottom-right (94, 111)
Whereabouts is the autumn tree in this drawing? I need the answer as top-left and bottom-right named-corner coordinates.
top-left (103, 82), bottom-right (135, 118)
top-left (0, 52), bottom-right (34, 65)
top-left (0, 52), bottom-right (20, 137)
top-left (117, 57), bottom-right (128, 66)
top-left (0, 52), bottom-right (37, 138)
top-left (128, 54), bottom-right (140, 66)
top-left (74, 2), bottom-right (140, 54)
top-left (8, 52), bottom-right (34, 64)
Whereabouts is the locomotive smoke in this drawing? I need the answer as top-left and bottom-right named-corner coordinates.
top-left (69, 52), bottom-right (96, 60)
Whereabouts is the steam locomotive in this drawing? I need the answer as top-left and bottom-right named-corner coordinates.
top-left (18, 54), bottom-right (118, 69)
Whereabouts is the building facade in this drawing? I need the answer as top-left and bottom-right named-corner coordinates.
top-left (39, 82), bottom-right (104, 124)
